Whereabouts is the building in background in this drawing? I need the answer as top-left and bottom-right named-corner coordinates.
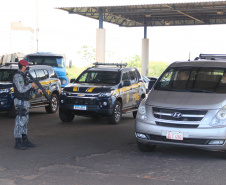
top-left (0, 22), bottom-right (35, 64)
top-left (10, 22), bottom-right (35, 54)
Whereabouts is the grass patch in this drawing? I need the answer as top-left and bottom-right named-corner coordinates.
top-left (66, 65), bottom-right (88, 79)
top-left (148, 61), bottom-right (170, 77)
top-left (66, 61), bottom-right (170, 80)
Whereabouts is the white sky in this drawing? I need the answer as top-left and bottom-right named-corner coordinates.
top-left (1, 0), bottom-right (226, 66)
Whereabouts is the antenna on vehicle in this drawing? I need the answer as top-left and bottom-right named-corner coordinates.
top-left (36, 0), bottom-right (39, 52)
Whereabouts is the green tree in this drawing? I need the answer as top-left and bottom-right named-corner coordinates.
top-left (149, 61), bottom-right (170, 77)
top-left (126, 54), bottom-right (169, 77)
top-left (126, 55), bottom-right (141, 68)
top-left (77, 45), bottom-right (96, 65)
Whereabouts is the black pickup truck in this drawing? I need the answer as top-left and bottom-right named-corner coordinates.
top-left (59, 63), bottom-right (147, 124)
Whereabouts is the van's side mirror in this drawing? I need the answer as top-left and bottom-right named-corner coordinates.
top-left (148, 80), bottom-right (157, 89)
top-left (123, 81), bottom-right (131, 86)
top-left (70, 79), bottom-right (76, 83)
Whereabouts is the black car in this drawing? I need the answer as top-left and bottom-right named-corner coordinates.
top-left (59, 63), bottom-right (147, 124)
top-left (0, 63), bottom-right (61, 117)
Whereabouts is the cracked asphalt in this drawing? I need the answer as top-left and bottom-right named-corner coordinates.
top-left (1, 108), bottom-right (226, 185)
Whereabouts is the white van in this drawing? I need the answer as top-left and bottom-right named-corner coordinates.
top-left (135, 54), bottom-right (226, 155)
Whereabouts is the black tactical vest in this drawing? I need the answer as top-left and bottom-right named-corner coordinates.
top-left (13, 71), bottom-right (30, 101)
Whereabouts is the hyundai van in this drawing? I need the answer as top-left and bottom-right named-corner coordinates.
top-left (135, 54), bottom-right (226, 155)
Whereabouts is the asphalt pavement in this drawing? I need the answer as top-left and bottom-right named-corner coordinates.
top-left (0, 108), bottom-right (226, 185)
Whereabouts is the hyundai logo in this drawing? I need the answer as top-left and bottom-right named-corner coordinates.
top-left (172, 112), bottom-right (182, 118)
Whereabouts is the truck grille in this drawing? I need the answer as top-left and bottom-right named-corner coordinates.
top-left (152, 107), bottom-right (207, 122)
top-left (67, 98), bottom-right (96, 105)
top-left (0, 94), bottom-right (7, 98)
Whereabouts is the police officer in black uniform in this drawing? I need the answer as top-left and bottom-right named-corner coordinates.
top-left (13, 60), bottom-right (42, 150)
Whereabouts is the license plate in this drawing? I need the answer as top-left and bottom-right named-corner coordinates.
top-left (74, 105), bottom-right (87, 110)
top-left (166, 131), bottom-right (183, 140)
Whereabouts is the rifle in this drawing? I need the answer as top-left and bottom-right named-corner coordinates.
top-left (25, 70), bottom-right (52, 103)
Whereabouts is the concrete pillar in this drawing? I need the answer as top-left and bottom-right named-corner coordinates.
top-left (141, 38), bottom-right (149, 76)
top-left (96, 28), bottom-right (105, 63)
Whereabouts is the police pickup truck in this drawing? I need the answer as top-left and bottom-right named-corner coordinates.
top-left (0, 63), bottom-right (61, 117)
top-left (59, 63), bottom-right (147, 124)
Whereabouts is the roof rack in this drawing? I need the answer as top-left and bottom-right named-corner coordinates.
top-left (198, 54), bottom-right (226, 60)
top-left (92, 62), bottom-right (127, 68)
top-left (4, 62), bottom-right (18, 66)
top-left (4, 62), bottom-right (33, 66)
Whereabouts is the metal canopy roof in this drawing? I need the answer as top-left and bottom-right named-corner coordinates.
top-left (58, 1), bottom-right (226, 27)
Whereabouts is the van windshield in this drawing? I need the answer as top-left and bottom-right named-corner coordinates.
top-left (155, 67), bottom-right (226, 93)
top-left (27, 56), bottom-right (64, 68)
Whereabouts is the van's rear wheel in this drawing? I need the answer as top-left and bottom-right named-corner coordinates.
top-left (137, 141), bottom-right (156, 152)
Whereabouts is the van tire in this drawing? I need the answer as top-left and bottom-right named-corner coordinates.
top-left (137, 141), bottom-right (156, 152)
top-left (59, 109), bottom-right (74, 122)
top-left (45, 94), bottom-right (59, 113)
top-left (108, 101), bottom-right (122, 124)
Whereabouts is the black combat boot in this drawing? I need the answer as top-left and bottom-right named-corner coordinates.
top-left (15, 138), bottom-right (26, 150)
top-left (22, 134), bottom-right (36, 147)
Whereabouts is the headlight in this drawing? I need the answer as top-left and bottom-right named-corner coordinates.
top-left (210, 105), bottom-right (226, 127)
top-left (0, 87), bottom-right (13, 93)
top-left (98, 91), bottom-right (113, 98)
top-left (60, 78), bottom-right (67, 85)
top-left (136, 98), bottom-right (147, 120)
